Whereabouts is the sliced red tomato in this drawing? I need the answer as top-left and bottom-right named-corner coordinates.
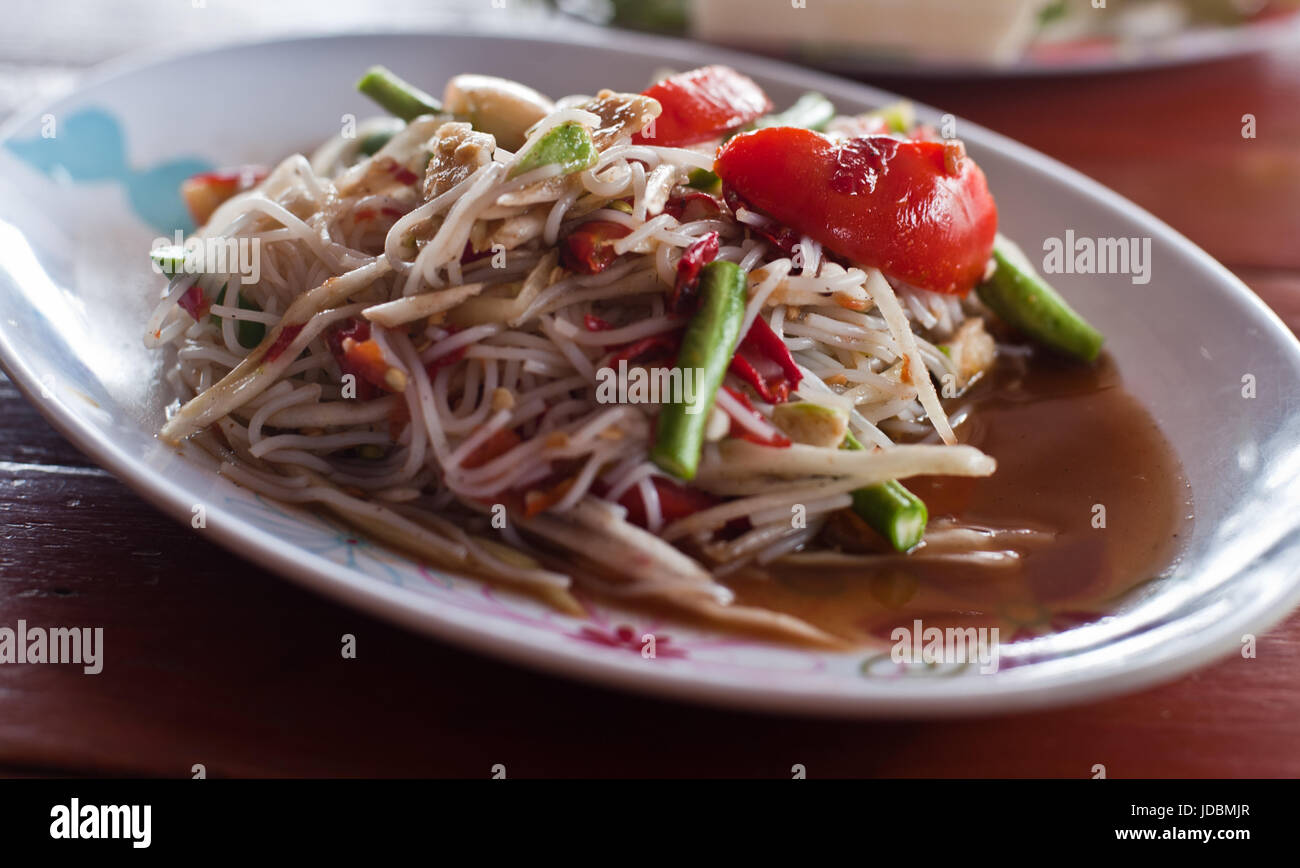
top-left (561, 220), bottom-right (632, 275)
top-left (180, 165), bottom-right (268, 226)
top-left (715, 127), bottom-right (998, 295)
top-left (632, 65), bottom-right (772, 147)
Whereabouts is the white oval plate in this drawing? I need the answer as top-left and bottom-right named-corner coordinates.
top-left (2, 27), bottom-right (1299, 717)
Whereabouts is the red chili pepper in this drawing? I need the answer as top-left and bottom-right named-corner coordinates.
top-left (265, 323), bottom-right (304, 363)
top-left (460, 239), bottom-right (493, 265)
top-left (715, 127), bottom-right (998, 295)
top-left (728, 354), bottom-right (786, 404)
top-left (721, 386), bottom-right (791, 447)
top-left (427, 345), bottom-right (467, 373)
top-left (722, 185), bottom-right (802, 257)
top-left (721, 385), bottom-right (757, 415)
top-left (425, 328), bottom-right (468, 374)
top-left (726, 316), bottom-right (802, 404)
top-left (616, 477), bottom-right (720, 527)
top-left (632, 66), bottom-right (772, 147)
top-left (607, 332), bottom-right (681, 366)
top-left (330, 317), bottom-right (370, 347)
top-left (744, 315), bottom-right (802, 385)
top-left (177, 284), bottom-right (210, 320)
top-left (670, 232), bottom-right (719, 314)
top-left (583, 314), bottom-right (613, 331)
top-left (561, 220), bottom-right (632, 275)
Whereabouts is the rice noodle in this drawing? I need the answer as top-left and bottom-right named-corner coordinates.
top-left (145, 73), bottom-right (1015, 644)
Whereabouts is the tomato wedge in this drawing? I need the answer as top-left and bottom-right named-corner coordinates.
top-left (561, 220), bottom-right (632, 275)
top-left (180, 165), bottom-right (268, 226)
top-left (715, 127), bottom-right (998, 295)
top-left (632, 66), bottom-right (772, 147)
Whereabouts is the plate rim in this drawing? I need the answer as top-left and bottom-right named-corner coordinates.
top-left (2, 25), bottom-right (1300, 718)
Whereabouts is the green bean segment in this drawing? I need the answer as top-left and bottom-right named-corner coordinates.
top-left (651, 261), bottom-right (748, 481)
top-left (357, 66), bottom-right (443, 121)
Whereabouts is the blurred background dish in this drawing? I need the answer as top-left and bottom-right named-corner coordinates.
top-left (557, 0), bottom-right (1300, 74)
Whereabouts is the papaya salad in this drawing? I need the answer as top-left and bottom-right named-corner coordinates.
top-left (145, 65), bottom-right (1105, 643)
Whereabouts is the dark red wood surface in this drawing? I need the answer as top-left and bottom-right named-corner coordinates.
top-left (2, 28), bottom-right (1299, 778)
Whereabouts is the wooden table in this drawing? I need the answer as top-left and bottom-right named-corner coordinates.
top-left (2, 3), bottom-right (1298, 778)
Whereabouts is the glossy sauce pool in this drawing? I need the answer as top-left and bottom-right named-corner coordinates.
top-left (725, 347), bottom-right (1193, 645)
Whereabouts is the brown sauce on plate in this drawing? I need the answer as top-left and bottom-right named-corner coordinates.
top-left (725, 348), bottom-right (1193, 644)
